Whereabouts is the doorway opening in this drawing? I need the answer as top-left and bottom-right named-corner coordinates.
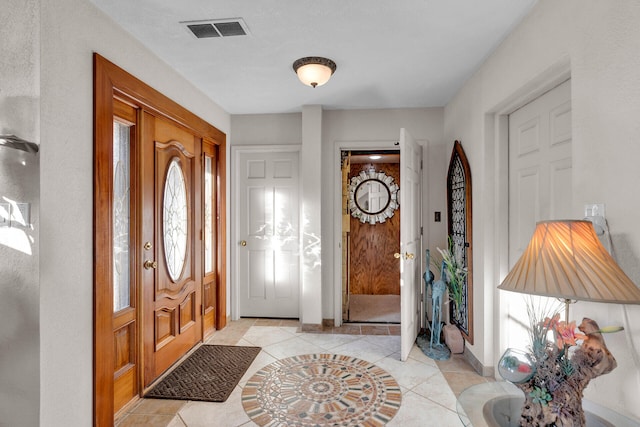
top-left (341, 150), bottom-right (401, 324)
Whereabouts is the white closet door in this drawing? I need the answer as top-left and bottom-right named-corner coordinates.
top-left (237, 150), bottom-right (300, 318)
top-left (507, 79), bottom-right (572, 348)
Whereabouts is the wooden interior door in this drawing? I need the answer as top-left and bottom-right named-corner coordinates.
top-left (142, 114), bottom-right (202, 386)
top-left (348, 162), bottom-right (400, 296)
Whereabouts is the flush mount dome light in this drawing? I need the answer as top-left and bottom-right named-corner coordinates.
top-left (292, 57), bottom-right (337, 88)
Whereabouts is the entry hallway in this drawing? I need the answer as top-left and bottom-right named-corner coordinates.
top-left (116, 319), bottom-right (493, 426)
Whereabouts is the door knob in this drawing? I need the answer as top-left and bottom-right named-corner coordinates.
top-left (240, 240), bottom-right (247, 247)
top-left (394, 252), bottom-right (415, 260)
top-left (144, 260), bottom-right (157, 270)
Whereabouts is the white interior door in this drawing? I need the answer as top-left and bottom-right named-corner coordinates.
top-left (505, 79), bottom-right (572, 349)
top-left (237, 149), bottom-right (300, 318)
top-left (399, 128), bottom-right (422, 361)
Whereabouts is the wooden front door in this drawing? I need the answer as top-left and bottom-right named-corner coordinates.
top-left (94, 54), bottom-right (226, 426)
top-left (142, 114), bottom-right (202, 386)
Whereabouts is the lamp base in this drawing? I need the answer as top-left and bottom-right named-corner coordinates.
top-left (512, 318), bottom-right (617, 427)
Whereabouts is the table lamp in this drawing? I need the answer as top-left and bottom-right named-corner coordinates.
top-left (497, 219), bottom-right (640, 426)
top-left (498, 219), bottom-right (640, 320)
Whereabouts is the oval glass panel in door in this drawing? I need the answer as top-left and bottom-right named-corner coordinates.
top-left (163, 158), bottom-right (188, 282)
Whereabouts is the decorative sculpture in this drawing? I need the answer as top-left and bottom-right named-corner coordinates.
top-left (514, 318), bottom-right (617, 426)
top-left (423, 250), bottom-right (450, 360)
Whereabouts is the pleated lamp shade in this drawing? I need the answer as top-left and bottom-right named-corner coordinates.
top-left (498, 220), bottom-right (640, 304)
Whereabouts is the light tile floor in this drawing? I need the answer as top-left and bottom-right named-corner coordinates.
top-left (116, 319), bottom-right (493, 427)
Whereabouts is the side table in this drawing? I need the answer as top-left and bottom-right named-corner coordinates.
top-left (456, 381), bottom-right (523, 427)
top-left (456, 381), bottom-right (639, 427)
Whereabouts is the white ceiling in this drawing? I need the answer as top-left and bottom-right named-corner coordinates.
top-left (89, 0), bottom-right (537, 115)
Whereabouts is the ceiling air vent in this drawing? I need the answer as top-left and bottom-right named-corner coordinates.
top-left (183, 18), bottom-right (250, 39)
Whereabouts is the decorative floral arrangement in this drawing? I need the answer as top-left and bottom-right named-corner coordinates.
top-left (499, 298), bottom-right (619, 426)
top-left (435, 236), bottom-right (468, 319)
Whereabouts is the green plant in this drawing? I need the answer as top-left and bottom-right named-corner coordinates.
top-left (435, 236), bottom-right (468, 314)
top-left (521, 297), bottom-right (587, 388)
top-left (529, 386), bottom-right (552, 406)
top-left (525, 297), bottom-right (561, 360)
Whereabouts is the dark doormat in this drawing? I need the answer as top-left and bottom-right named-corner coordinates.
top-left (145, 345), bottom-right (261, 402)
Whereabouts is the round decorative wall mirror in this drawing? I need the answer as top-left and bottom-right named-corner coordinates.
top-left (348, 170), bottom-right (399, 224)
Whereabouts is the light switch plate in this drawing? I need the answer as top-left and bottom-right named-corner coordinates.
top-left (0, 203), bottom-right (9, 227)
top-left (11, 202), bottom-right (30, 228)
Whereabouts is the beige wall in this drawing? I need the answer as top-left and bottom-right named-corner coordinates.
top-left (9, 0), bottom-right (640, 423)
top-left (444, 0), bottom-right (640, 420)
top-left (0, 1), bottom-right (40, 426)
top-left (38, 0), bottom-right (230, 425)
top-left (232, 113), bottom-right (302, 146)
top-left (231, 108), bottom-right (447, 323)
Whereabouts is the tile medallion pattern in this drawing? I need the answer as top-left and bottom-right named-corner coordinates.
top-left (242, 353), bottom-right (401, 426)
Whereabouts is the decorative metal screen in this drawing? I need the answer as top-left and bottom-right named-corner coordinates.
top-left (447, 141), bottom-right (473, 344)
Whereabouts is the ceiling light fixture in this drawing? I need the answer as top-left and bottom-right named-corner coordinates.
top-left (369, 155), bottom-right (382, 160)
top-left (292, 57), bottom-right (337, 88)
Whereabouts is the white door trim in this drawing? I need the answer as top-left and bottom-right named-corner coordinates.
top-left (230, 144), bottom-right (302, 321)
top-left (332, 139), bottom-right (400, 327)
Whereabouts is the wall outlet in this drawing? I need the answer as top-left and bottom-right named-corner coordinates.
top-left (584, 203), bottom-right (606, 236)
top-left (584, 203), bottom-right (605, 218)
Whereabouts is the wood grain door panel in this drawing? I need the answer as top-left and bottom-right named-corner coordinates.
top-left (94, 54), bottom-right (227, 426)
top-left (348, 163), bottom-right (400, 295)
top-left (111, 100), bottom-right (139, 415)
top-left (202, 142), bottom-right (219, 337)
top-left (143, 115), bottom-right (202, 385)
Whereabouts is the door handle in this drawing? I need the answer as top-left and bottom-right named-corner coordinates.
top-left (144, 260), bottom-right (157, 270)
top-left (394, 252), bottom-right (415, 260)
top-left (240, 240), bottom-right (247, 247)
